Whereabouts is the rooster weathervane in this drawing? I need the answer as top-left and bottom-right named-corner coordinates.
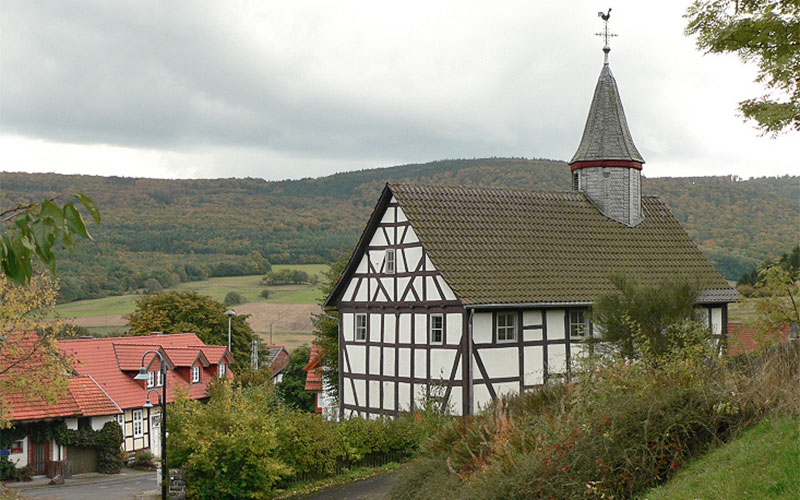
top-left (595, 8), bottom-right (617, 64)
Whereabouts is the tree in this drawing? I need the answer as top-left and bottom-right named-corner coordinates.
top-left (274, 346), bottom-right (315, 412)
top-left (592, 275), bottom-right (710, 362)
top-left (223, 291), bottom-right (245, 306)
top-left (0, 194), bottom-right (100, 284)
top-left (0, 274), bottom-right (72, 427)
top-left (125, 291), bottom-right (255, 372)
top-left (311, 252), bottom-right (349, 400)
top-left (750, 263), bottom-right (799, 343)
top-left (685, 0), bottom-right (800, 134)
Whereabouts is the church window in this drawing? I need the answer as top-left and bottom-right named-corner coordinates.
top-left (429, 314), bottom-right (443, 344)
top-left (355, 313), bottom-right (367, 341)
top-left (569, 310), bottom-right (589, 339)
top-left (385, 249), bottom-right (396, 274)
top-left (496, 312), bottom-right (517, 342)
top-left (572, 172), bottom-right (579, 191)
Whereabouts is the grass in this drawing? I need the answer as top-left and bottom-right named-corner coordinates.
top-left (55, 264), bottom-right (326, 318)
top-left (643, 415), bottom-right (800, 500)
top-left (273, 462), bottom-right (403, 500)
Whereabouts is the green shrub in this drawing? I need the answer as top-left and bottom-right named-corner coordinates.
top-left (17, 465), bottom-right (33, 482)
top-left (259, 289), bottom-right (270, 299)
top-left (133, 450), bottom-right (155, 468)
top-left (0, 457), bottom-right (18, 481)
top-left (223, 291), bottom-right (245, 306)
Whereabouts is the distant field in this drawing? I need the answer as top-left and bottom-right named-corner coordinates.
top-left (257, 332), bottom-right (316, 352)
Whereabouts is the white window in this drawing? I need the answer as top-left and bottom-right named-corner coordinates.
top-left (156, 369), bottom-right (164, 387)
top-left (429, 314), bottom-right (444, 344)
top-left (218, 363), bottom-right (226, 378)
top-left (116, 414), bottom-right (124, 427)
top-left (132, 410), bottom-right (143, 438)
top-left (385, 249), bottom-right (396, 274)
top-left (355, 313), bottom-right (367, 341)
top-left (147, 371), bottom-right (155, 388)
top-left (569, 310), bottom-right (590, 339)
top-left (496, 311), bottom-right (517, 342)
top-left (192, 365), bottom-right (201, 383)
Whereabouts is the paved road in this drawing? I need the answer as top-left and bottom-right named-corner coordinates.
top-left (296, 472), bottom-right (394, 500)
top-left (14, 470), bottom-right (157, 500)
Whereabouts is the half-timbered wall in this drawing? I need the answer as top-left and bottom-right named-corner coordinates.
top-left (338, 197), bottom-right (468, 417)
top-left (470, 308), bottom-right (591, 413)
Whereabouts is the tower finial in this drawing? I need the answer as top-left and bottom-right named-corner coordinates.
top-left (595, 8), bottom-right (617, 65)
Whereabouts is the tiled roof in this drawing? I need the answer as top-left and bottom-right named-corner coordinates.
top-left (384, 183), bottom-right (736, 305)
top-left (6, 375), bottom-right (121, 421)
top-left (303, 345), bottom-right (323, 392)
top-left (163, 347), bottom-right (209, 367)
top-left (113, 344), bottom-right (174, 371)
top-left (61, 333), bottom-right (232, 410)
top-left (570, 64), bottom-right (644, 164)
top-left (263, 345), bottom-right (289, 376)
top-left (191, 345), bottom-right (233, 365)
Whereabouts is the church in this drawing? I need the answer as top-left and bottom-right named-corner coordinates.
top-left (323, 36), bottom-right (738, 419)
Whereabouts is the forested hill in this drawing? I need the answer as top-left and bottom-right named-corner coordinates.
top-left (2, 158), bottom-right (797, 301)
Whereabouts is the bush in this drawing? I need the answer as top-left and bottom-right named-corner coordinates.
top-left (17, 466), bottom-right (33, 482)
top-left (223, 291), bottom-right (245, 306)
top-left (133, 450), bottom-right (155, 468)
top-left (389, 343), bottom-right (800, 500)
top-left (0, 457), bottom-right (18, 481)
top-left (259, 289), bottom-right (270, 300)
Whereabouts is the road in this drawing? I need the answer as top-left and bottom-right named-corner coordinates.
top-left (296, 472), bottom-right (395, 500)
top-left (16, 470), bottom-right (157, 500)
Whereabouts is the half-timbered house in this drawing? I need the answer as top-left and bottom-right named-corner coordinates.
top-left (324, 48), bottom-right (738, 419)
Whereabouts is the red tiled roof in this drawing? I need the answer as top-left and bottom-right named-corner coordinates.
top-left (113, 344), bottom-right (175, 371)
top-left (728, 322), bottom-right (792, 355)
top-left (60, 333), bottom-right (232, 410)
top-left (163, 347), bottom-right (209, 367)
top-left (264, 345), bottom-right (289, 376)
top-left (303, 345), bottom-right (323, 392)
top-left (191, 345), bottom-right (233, 365)
top-left (6, 375), bottom-right (121, 421)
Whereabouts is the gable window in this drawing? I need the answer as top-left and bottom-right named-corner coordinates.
top-left (355, 313), bottom-right (367, 341)
top-left (385, 249), bottom-right (396, 274)
top-left (496, 312), bottom-right (517, 342)
top-left (156, 369), bottom-right (164, 387)
top-left (569, 310), bottom-right (590, 339)
top-left (218, 363), bottom-right (227, 378)
top-left (429, 314), bottom-right (444, 344)
top-left (146, 371), bottom-right (155, 388)
top-left (192, 365), bottom-right (201, 383)
top-left (132, 409), bottom-right (143, 438)
top-left (116, 414), bottom-right (124, 427)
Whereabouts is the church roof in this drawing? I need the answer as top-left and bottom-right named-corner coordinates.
top-left (570, 64), bottom-right (645, 165)
top-left (327, 183), bottom-right (736, 307)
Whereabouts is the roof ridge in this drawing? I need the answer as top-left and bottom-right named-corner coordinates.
top-left (389, 183), bottom-right (587, 197)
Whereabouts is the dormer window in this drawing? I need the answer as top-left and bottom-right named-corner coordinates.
top-left (147, 371), bottom-right (155, 388)
top-left (385, 249), bottom-right (396, 274)
top-left (218, 363), bottom-right (226, 378)
top-left (156, 369), bottom-right (164, 387)
top-left (192, 365), bottom-right (201, 383)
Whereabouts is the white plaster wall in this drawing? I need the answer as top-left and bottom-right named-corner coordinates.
top-left (711, 307), bottom-right (723, 335)
top-left (369, 346), bottom-right (381, 375)
top-left (384, 316), bottom-right (396, 343)
top-left (343, 280), bottom-right (357, 302)
top-left (473, 385), bottom-right (492, 413)
top-left (354, 379), bottom-right (366, 407)
top-left (413, 384), bottom-right (426, 406)
top-left (383, 382), bottom-right (395, 410)
top-left (344, 378), bottom-right (355, 406)
top-left (571, 344), bottom-right (588, 364)
top-left (414, 350), bottom-right (427, 378)
top-left (65, 418), bottom-right (78, 430)
top-left (399, 314), bottom-right (411, 343)
top-left (404, 227), bottom-right (420, 244)
top-left (380, 278), bottom-right (394, 302)
top-left (91, 415), bottom-right (115, 431)
top-left (405, 246), bottom-right (422, 269)
top-left (369, 314), bottom-right (382, 342)
top-left (547, 310), bottom-right (566, 339)
top-left (473, 312), bottom-right (493, 344)
top-left (397, 277), bottom-right (411, 299)
top-left (412, 277), bottom-right (424, 300)
top-left (381, 207), bottom-right (395, 224)
top-left (383, 348), bottom-right (396, 376)
top-left (398, 348), bottom-right (411, 377)
top-left (495, 382), bottom-right (519, 398)
top-left (438, 277), bottom-right (457, 301)
top-left (478, 347), bottom-right (518, 378)
top-left (446, 313), bottom-right (463, 345)
top-left (548, 344), bottom-right (567, 374)
top-left (355, 279), bottom-right (368, 302)
top-left (348, 345), bottom-right (366, 374)
top-left (370, 230), bottom-right (387, 247)
top-left (369, 381), bottom-right (380, 408)
top-left (398, 382), bottom-right (411, 411)
top-left (523, 310), bottom-right (542, 326)
top-left (430, 349), bottom-right (457, 381)
top-left (447, 387), bottom-right (462, 415)
top-left (8, 437), bottom-right (28, 467)
top-left (342, 313), bottom-right (354, 341)
top-left (524, 346), bottom-right (544, 385)
top-left (414, 314), bottom-right (427, 344)
top-left (426, 276), bottom-right (441, 301)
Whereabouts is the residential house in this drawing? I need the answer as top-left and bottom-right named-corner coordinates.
top-left (59, 333), bottom-right (234, 457)
top-left (324, 48), bottom-right (738, 418)
top-left (302, 345), bottom-right (337, 418)
top-left (263, 345), bottom-right (290, 384)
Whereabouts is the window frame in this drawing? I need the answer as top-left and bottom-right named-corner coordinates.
top-left (116, 413), bottom-right (124, 428)
top-left (496, 311), bottom-right (517, 343)
top-left (569, 309), bottom-right (590, 339)
top-left (146, 371), bottom-right (155, 388)
top-left (218, 363), bottom-right (227, 379)
top-left (385, 249), bottom-right (396, 274)
top-left (429, 314), bottom-right (444, 345)
top-left (155, 368), bottom-right (164, 387)
top-left (132, 409), bottom-right (143, 438)
top-left (192, 365), bottom-right (201, 383)
top-left (354, 313), bottom-right (367, 341)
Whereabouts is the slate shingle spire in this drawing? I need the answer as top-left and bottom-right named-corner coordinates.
top-left (570, 15), bottom-right (644, 227)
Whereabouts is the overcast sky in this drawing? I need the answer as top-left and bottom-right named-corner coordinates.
top-left (1, 0), bottom-right (797, 182)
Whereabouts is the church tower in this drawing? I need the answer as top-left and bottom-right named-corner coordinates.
top-left (570, 13), bottom-right (644, 226)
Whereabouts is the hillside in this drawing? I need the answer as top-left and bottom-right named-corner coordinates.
top-left (1, 158), bottom-right (797, 301)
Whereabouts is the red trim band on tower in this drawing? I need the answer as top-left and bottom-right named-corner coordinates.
top-left (570, 160), bottom-right (643, 171)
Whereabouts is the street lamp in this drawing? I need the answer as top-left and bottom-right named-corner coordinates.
top-left (134, 350), bottom-right (168, 500)
top-left (224, 310), bottom-right (236, 351)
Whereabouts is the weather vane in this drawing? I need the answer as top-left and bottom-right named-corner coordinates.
top-left (595, 8), bottom-right (617, 64)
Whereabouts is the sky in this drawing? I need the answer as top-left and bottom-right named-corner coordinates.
top-left (1, 1), bottom-right (797, 182)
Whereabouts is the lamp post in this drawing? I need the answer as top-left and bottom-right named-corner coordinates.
top-left (224, 309), bottom-right (236, 352)
top-left (134, 350), bottom-right (168, 500)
